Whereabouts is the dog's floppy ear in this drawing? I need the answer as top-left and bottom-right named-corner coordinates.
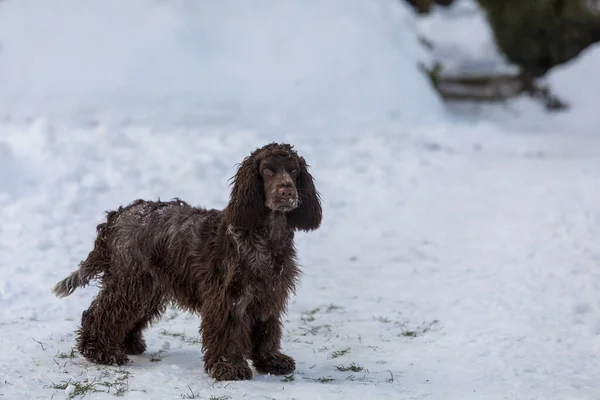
top-left (226, 153), bottom-right (268, 230)
top-left (287, 156), bottom-right (322, 231)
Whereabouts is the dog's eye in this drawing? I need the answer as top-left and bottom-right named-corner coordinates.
top-left (262, 168), bottom-right (274, 176)
top-left (290, 168), bottom-right (298, 175)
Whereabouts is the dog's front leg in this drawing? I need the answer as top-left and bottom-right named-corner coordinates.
top-left (200, 306), bottom-right (253, 381)
top-left (250, 316), bottom-right (296, 375)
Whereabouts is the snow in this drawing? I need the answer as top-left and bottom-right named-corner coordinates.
top-left (1, 0), bottom-right (600, 399)
top-left (543, 42), bottom-right (600, 132)
top-left (0, 0), bottom-right (446, 133)
top-left (416, 0), bottom-right (517, 76)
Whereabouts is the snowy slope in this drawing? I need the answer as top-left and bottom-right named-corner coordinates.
top-left (2, 1), bottom-right (600, 400)
top-left (0, 0), bottom-right (445, 133)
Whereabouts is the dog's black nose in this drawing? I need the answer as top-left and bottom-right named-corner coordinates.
top-left (278, 187), bottom-right (294, 199)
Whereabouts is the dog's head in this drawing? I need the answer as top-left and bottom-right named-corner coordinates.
top-left (259, 145), bottom-right (301, 212)
top-left (227, 143), bottom-right (322, 231)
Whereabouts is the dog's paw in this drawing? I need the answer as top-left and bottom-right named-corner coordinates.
top-left (252, 352), bottom-right (296, 375)
top-left (123, 336), bottom-right (147, 355)
top-left (210, 361), bottom-right (253, 381)
top-left (82, 349), bottom-right (130, 366)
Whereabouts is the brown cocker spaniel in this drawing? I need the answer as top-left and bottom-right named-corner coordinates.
top-left (52, 142), bottom-right (322, 381)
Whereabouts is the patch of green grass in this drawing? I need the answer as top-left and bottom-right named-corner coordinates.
top-left (181, 387), bottom-right (201, 399)
top-left (281, 374), bottom-right (295, 382)
top-left (401, 330), bottom-right (418, 337)
top-left (181, 388), bottom-right (231, 400)
top-left (298, 324), bottom-right (331, 336)
top-left (159, 329), bottom-right (185, 338)
top-left (97, 369), bottom-right (132, 396)
top-left (331, 348), bottom-right (350, 359)
top-left (336, 362), bottom-right (363, 372)
top-left (159, 329), bottom-right (201, 344)
top-left (301, 307), bottom-right (321, 322)
top-left (114, 369), bottom-right (131, 381)
top-left (57, 348), bottom-right (77, 359)
top-left (300, 304), bottom-right (342, 323)
top-left (324, 304), bottom-right (342, 313)
top-left (49, 368), bottom-right (136, 398)
top-left (97, 381), bottom-right (127, 396)
top-left (50, 379), bottom-right (103, 397)
top-left (316, 376), bottom-right (335, 383)
top-left (400, 320), bottom-right (439, 338)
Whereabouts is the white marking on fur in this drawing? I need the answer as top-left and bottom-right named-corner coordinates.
top-left (282, 171), bottom-right (292, 185)
top-left (226, 225), bottom-right (245, 256)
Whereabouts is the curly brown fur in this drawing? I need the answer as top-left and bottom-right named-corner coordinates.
top-left (51, 143), bottom-right (322, 381)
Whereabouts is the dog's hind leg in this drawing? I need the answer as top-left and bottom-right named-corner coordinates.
top-left (122, 294), bottom-right (167, 355)
top-left (76, 278), bottom-right (152, 365)
top-left (76, 292), bottom-right (131, 365)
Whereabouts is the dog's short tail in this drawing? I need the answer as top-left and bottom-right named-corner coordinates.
top-left (52, 268), bottom-right (93, 298)
top-left (52, 209), bottom-right (120, 298)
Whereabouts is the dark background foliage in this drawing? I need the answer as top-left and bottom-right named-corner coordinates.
top-left (406, 0), bottom-right (600, 75)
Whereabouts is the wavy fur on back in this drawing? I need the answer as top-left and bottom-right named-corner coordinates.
top-left (52, 143), bottom-right (322, 381)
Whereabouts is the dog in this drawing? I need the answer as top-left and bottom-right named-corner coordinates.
top-left (52, 142), bottom-right (322, 381)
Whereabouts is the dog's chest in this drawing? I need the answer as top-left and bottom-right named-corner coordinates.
top-left (227, 224), bottom-right (297, 320)
top-left (232, 228), bottom-right (291, 274)
top-left (232, 242), bottom-right (296, 320)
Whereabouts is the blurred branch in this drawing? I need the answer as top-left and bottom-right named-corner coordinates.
top-left (420, 63), bottom-right (568, 110)
top-left (436, 72), bottom-right (522, 101)
top-left (404, 0), bottom-right (455, 14)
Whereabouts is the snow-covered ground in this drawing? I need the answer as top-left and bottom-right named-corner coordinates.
top-left (1, 1), bottom-right (600, 399)
top-left (0, 0), bottom-right (446, 133)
